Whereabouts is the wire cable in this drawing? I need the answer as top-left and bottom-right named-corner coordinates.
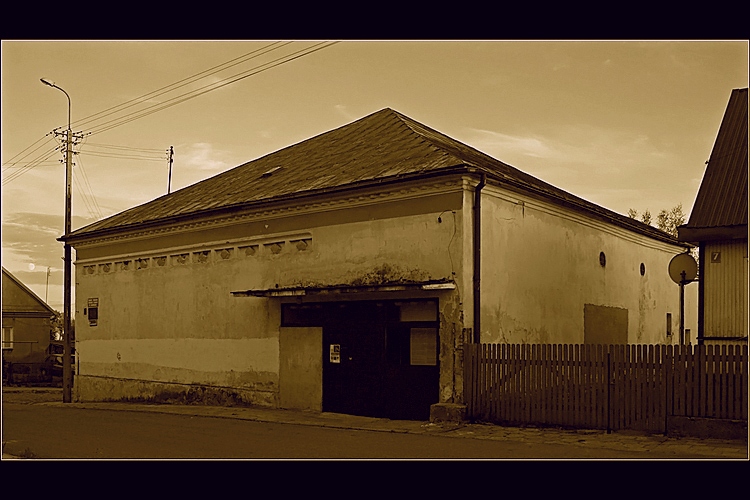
top-left (2, 135), bottom-right (58, 170)
top-left (2, 133), bottom-right (57, 166)
top-left (83, 142), bottom-right (166, 154)
top-left (73, 167), bottom-right (96, 220)
top-left (2, 146), bottom-right (60, 186)
top-left (86, 41), bottom-right (338, 137)
top-left (3, 41), bottom-right (339, 185)
top-left (74, 154), bottom-right (104, 219)
top-left (71, 41), bottom-right (292, 131)
top-left (3, 42), bottom-right (293, 181)
top-left (78, 151), bottom-right (166, 161)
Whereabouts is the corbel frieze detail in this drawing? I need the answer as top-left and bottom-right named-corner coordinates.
top-left (76, 232), bottom-right (315, 274)
top-left (72, 179), bottom-right (462, 248)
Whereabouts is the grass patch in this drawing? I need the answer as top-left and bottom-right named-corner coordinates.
top-left (115, 386), bottom-right (253, 408)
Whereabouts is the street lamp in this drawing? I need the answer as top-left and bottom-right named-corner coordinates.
top-left (41, 78), bottom-right (73, 403)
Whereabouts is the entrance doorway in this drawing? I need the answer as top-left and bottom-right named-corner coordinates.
top-left (282, 299), bottom-right (439, 420)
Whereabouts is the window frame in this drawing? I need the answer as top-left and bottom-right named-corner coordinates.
top-left (2, 325), bottom-right (14, 350)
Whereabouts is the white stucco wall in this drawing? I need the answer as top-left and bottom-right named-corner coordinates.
top-left (72, 185), bottom-right (467, 405)
top-left (478, 184), bottom-right (697, 345)
top-left (70, 177), bottom-right (699, 407)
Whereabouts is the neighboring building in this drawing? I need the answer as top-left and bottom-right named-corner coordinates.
top-left (2, 267), bottom-right (56, 380)
top-left (65, 108), bottom-right (692, 420)
top-left (678, 88), bottom-right (748, 346)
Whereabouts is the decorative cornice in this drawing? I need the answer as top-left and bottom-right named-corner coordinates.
top-left (75, 232), bottom-right (313, 267)
top-left (72, 177), bottom-right (464, 249)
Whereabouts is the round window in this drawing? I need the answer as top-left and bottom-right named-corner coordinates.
top-left (599, 251), bottom-right (606, 267)
top-left (640, 263), bottom-right (646, 276)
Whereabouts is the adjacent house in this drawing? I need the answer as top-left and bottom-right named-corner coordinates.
top-left (64, 108), bottom-right (693, 420)
top-left (678, 88), bottom-right (748, 346)
top-left (2, 267), bottom-right (56, 381)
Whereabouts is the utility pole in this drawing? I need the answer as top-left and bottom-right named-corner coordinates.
top-left (45, 266), bottom-right (50, 303)
top-left (167, 146), bottom-right (174, 194)
top-left (680, 270), bottom-right (686, 346)
top-left (64, 124), bottom-right (73, 402)
top-left (41, 78), bottom-right (75, 403)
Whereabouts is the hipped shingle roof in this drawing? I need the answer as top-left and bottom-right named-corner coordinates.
top-left (66, 108), bottom-right (679, 245)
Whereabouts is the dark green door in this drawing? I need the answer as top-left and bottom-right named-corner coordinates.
top-left (384, 321), bottom-right (440, 420)
top-left (299, 299), bottom-right (439, 420)
top-left (322, 302), bottom-right (386, 417)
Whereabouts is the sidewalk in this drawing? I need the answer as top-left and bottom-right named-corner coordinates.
top-left (3, 387), bottom-right (748, 459)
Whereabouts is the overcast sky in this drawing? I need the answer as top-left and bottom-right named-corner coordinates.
top-left (2, 40), bottom-right (748, 311)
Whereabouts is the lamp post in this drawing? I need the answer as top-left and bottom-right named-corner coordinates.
top-left (41, 78), bottom-right (73, 403)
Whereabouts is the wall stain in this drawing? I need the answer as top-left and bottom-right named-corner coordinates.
top-left (111, 385), bottom-right (254, 407)
top-left (287, 263), bottom-right (435, 289)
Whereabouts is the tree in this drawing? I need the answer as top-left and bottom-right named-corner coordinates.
top-left (629, 203), bottom-right (698, 265)
top-left (628, 208), bottom-right (652, 226)
top-left (655, 204), bottom-right (686, 238)
top-left (51, 311), bottom-right (63, 342)
top-left (50, 311), bottom-right (74, 343)
top-left (628, 204), bottom-right (685, 238)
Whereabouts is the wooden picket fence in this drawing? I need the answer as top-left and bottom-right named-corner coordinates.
top-left (464, 343), bottom-right (748, 433)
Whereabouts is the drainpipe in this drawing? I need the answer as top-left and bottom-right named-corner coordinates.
top-left (697, 242), bottom-right (705, 346)
top-left (473, 173), bottom-right (486, 344)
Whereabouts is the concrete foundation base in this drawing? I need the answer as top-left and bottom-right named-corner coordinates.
top-left (668, 416), bottom-right (748, 441)
top-left (74, 375), bottom-right (276, 407)
top-left (430, 402), bottom-right (467, 423)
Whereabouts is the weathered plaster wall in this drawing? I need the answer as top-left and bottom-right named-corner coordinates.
top-left (479, 185), bottom-right (697, 345)
top-left (2, 273), bottom-right (53, 363)
top-left (279, 327), bottom-right (322, 410)
top-left (1, 316), bottom-right (51, 364)
top-left (73, 184), bottom-right (467, 405)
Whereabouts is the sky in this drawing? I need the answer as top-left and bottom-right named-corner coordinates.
top-left (2, 40), bottom-right (748, 312)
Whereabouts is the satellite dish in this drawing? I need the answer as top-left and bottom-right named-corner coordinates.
top-left (668, 253), bottom-right (698, 284)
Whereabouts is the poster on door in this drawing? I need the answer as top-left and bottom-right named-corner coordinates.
top-left (329, 344), bottom-right (341, 363)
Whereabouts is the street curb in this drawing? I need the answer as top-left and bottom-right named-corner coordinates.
top-left (35, 401), bottom-right (750, 459)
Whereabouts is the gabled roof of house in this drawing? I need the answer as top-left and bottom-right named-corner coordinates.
top-left (2, 266), bottom-right (57, 316)
top-left (66, 108), bottom-right (680, 245)
top-left (679, 88), bottom-right (748, 242)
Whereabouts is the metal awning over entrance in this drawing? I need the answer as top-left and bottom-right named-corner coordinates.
top-left (231, 279), bottom-right (456, 297)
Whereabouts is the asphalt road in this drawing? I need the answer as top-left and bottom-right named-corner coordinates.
top-left (2, 387), bottom-right (747, 460)
top-left (0, 402), bottom-right (686, 460)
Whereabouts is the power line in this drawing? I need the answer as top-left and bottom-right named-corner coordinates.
top-left (2, 43), bottom-right (292, 182)
top-left (2, 133), bottom-right (56, 167)
top-left (79, 151), bottom-right (166, 162)
top-left (74, 155), bottom-right (104, 220)
top-left (2, 146), bottom-right (60, 186)
top-left (2, 161), bottom-right (60, 167)
top-left (77, 135), bottom-right (165, 163)
top-left (73, 167), bottom-right (96, 220)
top-left (84, 142), bottom-right (166, 153)
top-left (87, 41), bottom-right (338, 137)
top-left (3, 41), bottom-right (339, 185)
top-left (71, 41), bottom-right (292, 131)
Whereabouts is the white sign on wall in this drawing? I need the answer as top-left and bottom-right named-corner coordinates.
top-left (329, 344), bottom-right (341, 363)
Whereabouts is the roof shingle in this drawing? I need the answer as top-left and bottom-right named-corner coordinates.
top-left (66, 108), bottom-right (679, 245)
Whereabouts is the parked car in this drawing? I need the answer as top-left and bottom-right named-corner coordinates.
top-left (46, 341), bottom-right (75, 377)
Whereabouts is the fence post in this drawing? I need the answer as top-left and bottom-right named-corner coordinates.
top-left (464, 343), bottom-right (471, 419)
top-left (606, 348), bottom-right (611, 434)
top-left (664, 344), bottom-right (674, 436)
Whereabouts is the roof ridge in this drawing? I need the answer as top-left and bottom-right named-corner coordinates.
top-left (1, 267), bottom-right (57, 314)
top-left (65, 108), bottom-right (684, 246)
top-left (377, 109), bottom-right (471, 164)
